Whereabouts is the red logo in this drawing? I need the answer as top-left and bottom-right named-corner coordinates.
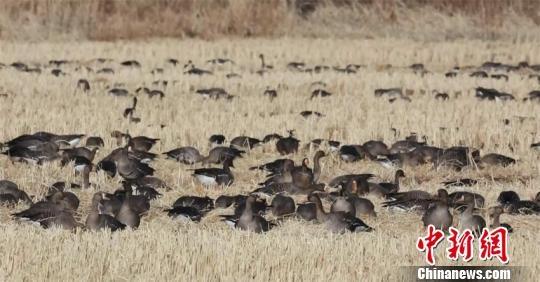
top-left (417, 225), bottom-right (510, 265)
top-left (416, 225), bottom-right (445, 265)
top-left (479, 227), bottom-right (509, 264)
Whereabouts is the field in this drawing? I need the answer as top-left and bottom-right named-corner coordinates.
top-left (0, 38), bottom-right (539, 281)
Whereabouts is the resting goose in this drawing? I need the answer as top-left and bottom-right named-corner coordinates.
top-left (421, 189), bottom-right (453, 231)
top-left (308, 193), bottom-right (373, 233)
top-left (191, 158), bottom-right (234, 187)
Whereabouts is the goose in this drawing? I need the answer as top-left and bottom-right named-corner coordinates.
top-left (338, 145), bottom-right (367, 162)
top-left (345, 180), bottom-right (377, 217)
top-left (328, 174), bottom-right (375, 189)
top-left (165, 206), bottom-right (205, 222)
top-left (85, 136), bottom-right (104, 148)
top-left (163, 147), bottom-right (203, 164)
top-left (202, 146), bottom-right (244, 165)
top-left (250, 158), bottom-right (294, 175)
top-left (209, 134), bottom-right (226, 146)
top-left (191, 157), bottom-right (234, 187)
top-left (257, 161), bottom-right (295, 186)
top-left (120, 60), bottom-right (141, 68)
top-left (448, 191), bottom-right (485, 209)
top-left (330, 196), bottom-right (356, 216)
top-left (115, 197), bottom-right (141, 229)
top-left (47, 182), bottom-right (81, 194)
top-left (421, 189), bottom-right (453, 231)
top-left (77, 79), bottom-right (90, 92)
top-left (206, 58), bottom-right (235, 65)
top-left (291, 151), bottom-right (326, 188)
top-left (308, 193), bottom-right (372, 233)
top-left (299, 111), bottom-right (324, 118)
top-left (85, 192), bottom-right (126, 232)
top-left (270, 194), bottom-right (296, 217)
top-left (114, 147), bottom-right (155, 180)
top-left (128, 184), bottom-right (162, 201)
top-left (479, 153), bottom-right (516, 167)
top-left (61, 147), bottom-right (98, 162)
top-left (377, 170), bottom-right (405, 194)
top-left (456, 194), bottom-right (486, 236)
top-left (254, 182), bottom-right (325, 196)
top-left (12, 191), bottom-right (78, 230)
top-left (46, 190), bottom-right (79, 211)
top-left (172, 196), bottom-right (215, 212)
top-left (296, 201), bottom-right (317, 221)
top-left (108, 88), bottom-right (129, 97)
top-left (258, 54), bottom-right (273, 70)
top-left (263, 87), bottom-right (277, 100)
top-left (0, 180), bottom-right (32, 204)
top-left (126, 134), bottom-right (159, 152)
top-left (276, 130), bottom-right (300, 155)
top-left (434, 146), bottom-right (480, 171)
top-left (390, 137), bottom-right (426, 154)
top-left (184, 61), bottom-right (213, 75)
top-left (362, 140), bottom-right (390, 158)
top-left (262, 133), bottom-right (282, 143)
top-left (310, 89), bottom-right (332, 99)
top-left (215, 195), bottom-right (247, 209)
top-left (488, 206), bottom-right (513, 233)
top-left (290, 158), bottom-right (314, 189)
top-left (126, 176), bottom-right (170, 191)
top-left (497, 191), bottom-right (540, 215)
top-left (233, 195), bottom-right (272, 233)
top-left (383, 190), bottom-right (438, 213)
top-left (196, 88), bottom-right (232, 100)
top-left (230, 136), bottom-right (262, 150)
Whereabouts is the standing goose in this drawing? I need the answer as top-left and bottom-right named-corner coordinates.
top-left (376, 170), bottom-right (405, 194)
top-left (234, 195), bottom-right (272, 233)
top-left (456, 194), bottom-right (486, 236)
top-left (115, 196), bottom-right (141, 229)
top-left (276, 130), bottom-right (300, 155)
top-left (85, 192), bottom-right (126, 232)
top-left (308, 194), bottom-right (372, 233)
top-left (191, 157), bottom-right (234, 187)
top-left (488, 206), bottom-right (513, 233)
top-left (421, 189), bottom-right (453, 231)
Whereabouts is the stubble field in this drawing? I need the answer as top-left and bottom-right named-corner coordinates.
top-left (0, 38), bottom-right (539, 281)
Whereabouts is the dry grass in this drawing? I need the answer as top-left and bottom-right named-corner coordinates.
top-left (2, 0), bottom-right (540, 41)
top-left (0, 38), bottom-right (539, 281)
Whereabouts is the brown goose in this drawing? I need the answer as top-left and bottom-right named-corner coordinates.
top-left (421, 189), bottom-right (453, 231)
top-left (308, 194), bottom-right (372, 233)
top-left (85, 136), bottom-right (104, 148)
top-left (12, 192), bottom-right (78, 230)
top-left (456, 194), bottom-right (486, 236)
top-left (163, 147), bottom-right (202, 164)
top-left (258, 161), bottom-right (295, 186)
top-left (488, 206), bottom-right (513, 233)
top-left (230, 136), bottom-right (262, 150)
top-left (276, 130), bottom-right (300, 155)
top-left (270, 194), bottom-right (296, 217)
top-left (85, 192), bottom-right (126, 232)
top-left (127, 135), bottom-right (159, 152)
top-left (0, 180), bottom-right (32, 204)
top-left (346, 180), bottom-right (377, 217)
top-left (201, 146), bottom-right (244, 165)
top-left (61, 147), bottom-right (98, 162)
top-left (377, 170), bottom-right (405, 194)
top-left (234, 195), bottom-right (272, 233)
top-left (115, 196), bottom-right (141, 229)
top-left (114, 147), bottom-right (155, 180)
top-left (291, 158), bottom-right (312, 189)
top-left (479, 153), bottom-right (516, 167)
top-left (249, 158), bottom-right (294, 175)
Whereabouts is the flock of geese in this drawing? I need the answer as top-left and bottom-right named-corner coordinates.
top-left (0, 55), bottom-right (539, 235)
